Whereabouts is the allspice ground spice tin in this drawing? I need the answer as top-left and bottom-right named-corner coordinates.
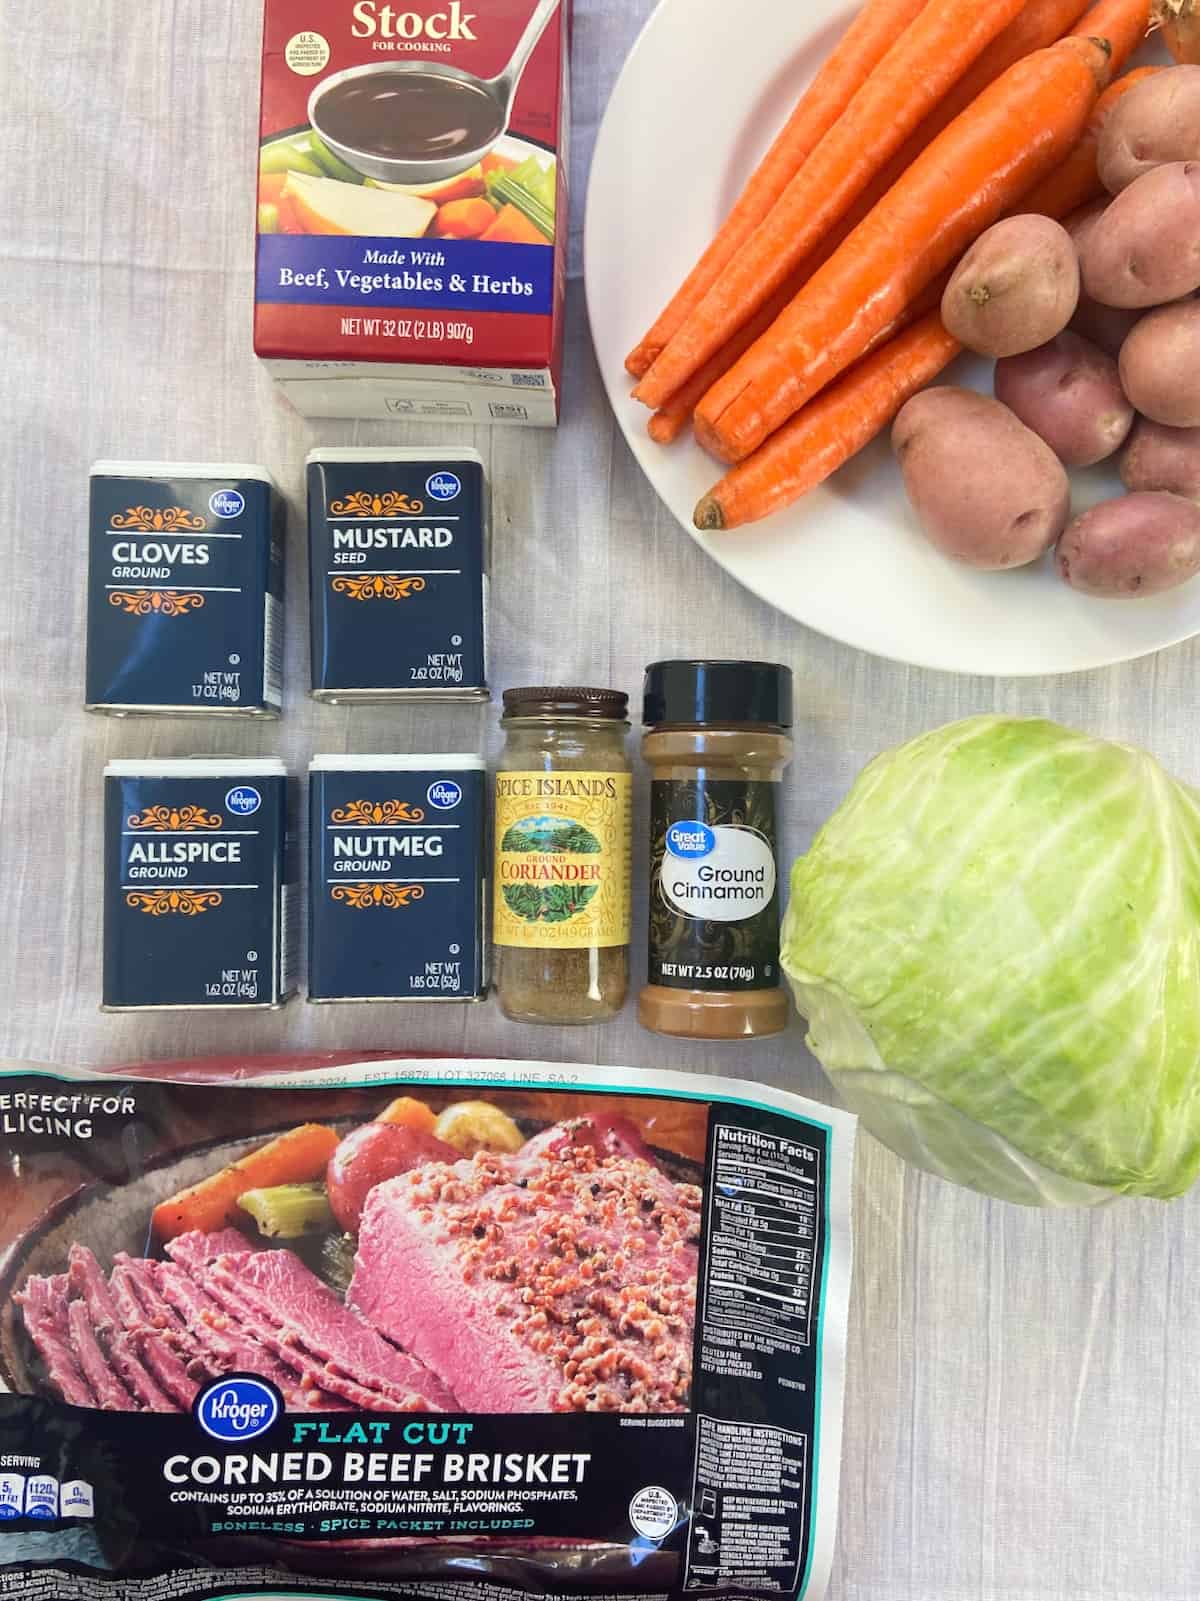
top-left (307, 447), bottom-right (488, 702)
top-left (308, 756), bottom-right (487, 1003)
top-left (86, 462), bottom-right (284, 717)
top-left (102, 759), bottom-right (297, 1011)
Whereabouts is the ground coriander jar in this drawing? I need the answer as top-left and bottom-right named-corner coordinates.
top-left (493, 687), bottom-right (633, 1024)
top-left (640, 661), bottom-right (794, 1041)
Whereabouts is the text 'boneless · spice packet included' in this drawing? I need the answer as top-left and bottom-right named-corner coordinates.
top-left (0, 1056), bottom-right (854, 1601)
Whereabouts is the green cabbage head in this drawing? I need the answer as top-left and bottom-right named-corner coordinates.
top-left (782, 716), bottom-right (1200, 1206)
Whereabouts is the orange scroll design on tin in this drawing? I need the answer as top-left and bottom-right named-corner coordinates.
top-left (330, 799), bottom-right (426, 826)
top-left (110, 506), bottom-right (207, 532)
top-left (125, 888), bottom-right (224, 916)
top-left (109, 590), bottom-right (206, 617)
top-left (127, 805), bottom-right (223, 831)
top-left (328, 490), bottom-right (424, 518)
top-left (331, 883), bottom-right (427, 910)
top-left (330, 574), bottom-right (427, 603)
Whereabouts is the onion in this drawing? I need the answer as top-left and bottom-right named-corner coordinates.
top-left (1155, 0), bottom-right (1200, 62)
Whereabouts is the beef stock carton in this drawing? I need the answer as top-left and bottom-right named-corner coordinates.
top-left (254, 0), bottom-right (570, 424)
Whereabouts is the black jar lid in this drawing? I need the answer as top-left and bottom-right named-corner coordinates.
top-left (643, 661), bottom-right (793, 729)
top-left (502, 686), bottom-right (629, 720)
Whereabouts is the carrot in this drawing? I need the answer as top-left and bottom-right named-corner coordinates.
top-left (624, 0), bottom-right (931, 381)
top-left (482, 202), bottom-right (547, 245)
top-left (1021, 64), bottom-right (1162, 216)
top-left (694, 312), bottom-right (962, 530)
top-left (151, 1123), bottom-right (341, 1241)
top-left (695, 37), bottom-right (1111, 464)
top-left (1073, 0), bottom-right (1151, 70)
top-left (375, 1096), bottom-right (438, 1135)
top-left (633, 0), bottom-right (1028, 411)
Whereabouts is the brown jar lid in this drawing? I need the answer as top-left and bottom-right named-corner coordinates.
top-left (502, 686), bottom-right (629, 720)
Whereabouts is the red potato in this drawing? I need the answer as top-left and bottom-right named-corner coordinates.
top-left (1063, 201), bottom-right (1142, 354)
top-left (994, 332), bottom-right (1134, 466)
top-left (1058, 491), bottom-right (1200, 595)
top-left (1079, 162), bottom-right (1200, 307)
top-left (1121, 417), bottom-right (1200, 497)
top-left (1118, 300), bottom-right (1200, 425)
top-left (941, 215), bottom-right (1079, 358)
top-left (1098, 66), bottom-right (1200, 192)
top-left (892, 387), bottom-right (1070, 570)
top-left (326, 1122), bottom-right (458, 1234)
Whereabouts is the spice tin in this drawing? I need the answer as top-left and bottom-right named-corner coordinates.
top-left (86, 462), bottom-right (285, 717)
top-left (308, 755), bottom-right (487, 1003)
top-left (307, 448), bottom-right (488, 702)
top-left (102, 759), bottom-right (297, 1012)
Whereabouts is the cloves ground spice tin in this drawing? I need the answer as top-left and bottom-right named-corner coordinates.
top-left (307, 447), bottom-right (488, 702)
top-left (308, 756), bottom-right (487, 1003)
top-left (86, 461), bottom-right (284, 717)
top-left (102, 759), bottom-right (298, 1011)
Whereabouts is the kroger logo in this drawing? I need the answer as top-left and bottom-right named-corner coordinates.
top-left (209, 488), bottom-right (245, 519)
top-left (225, 785), bottom-right (262, 817)
top-left (426, 471), bottom-right (462, 502)
top-left (666, 821), bottom-right (716, 859)
top-left (196, 1377), bottom-right (280, 1441)
top-left (428, 779), bottom-right (463, 810)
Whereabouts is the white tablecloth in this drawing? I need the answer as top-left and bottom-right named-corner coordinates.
top-left (2, 2), bottom-right (1199, 1597)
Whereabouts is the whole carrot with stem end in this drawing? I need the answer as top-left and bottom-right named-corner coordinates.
top-left (695, 35), bottom-right (1113, 464)
top-left (692, 66), bottom-right (1156, 531)
top-left (646, 0), bottom-right (1102, 446)
top-left (632, 0), bottom-right (1029, 411)
top-left (623, 0), bottom-right (931, 381)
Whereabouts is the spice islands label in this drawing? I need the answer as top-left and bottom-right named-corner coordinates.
top-left (493, 772), bottom-right (631, 950)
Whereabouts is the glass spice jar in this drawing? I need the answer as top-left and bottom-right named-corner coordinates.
top-left (493, 687), bottom-right (632, 1025)
top-left (639, 660), bottom-right (794, 1041)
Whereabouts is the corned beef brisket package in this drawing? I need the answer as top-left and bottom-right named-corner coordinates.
top-left (0, 1055), bottom-right (854, 1601)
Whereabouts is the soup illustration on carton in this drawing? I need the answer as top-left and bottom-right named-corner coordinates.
top-left (255, 0), bottom-right (568, 424)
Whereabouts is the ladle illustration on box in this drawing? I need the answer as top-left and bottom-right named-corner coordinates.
top-left (310, 0), bottom-right (561, 184)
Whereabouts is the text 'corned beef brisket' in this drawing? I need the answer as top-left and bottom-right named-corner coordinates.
top-left (349, 1120), bottom-right (701, 1412)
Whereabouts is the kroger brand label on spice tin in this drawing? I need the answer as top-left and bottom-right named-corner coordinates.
top-left (85, 462), bottom-right (284, 716)
top-left (103, 760), bottom-right (298, 1011)
top-left (309, 757), bottom-right (487, 1001)
top-left (307, 448), bottom-right (487, 701)
top-left (493, 771), bottom-right (632, 950)
top-left (649, 778), bottom-right (781, 993)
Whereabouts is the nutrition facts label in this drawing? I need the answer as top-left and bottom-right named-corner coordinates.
top-left (683, 1416), bottom-right (807, 1593)
top-left (701, 1123), bottom-right (821, 1351)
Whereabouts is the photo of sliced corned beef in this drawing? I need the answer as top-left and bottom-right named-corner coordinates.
top-left (13, 1273), bottom-right (97, 1408)
top-left (15, 1225), bottom-right (454, 1414)
top-left (349, 1123), bottom-right (701, 1413)
top-left (200, 1247), bottom-right (457, 1412)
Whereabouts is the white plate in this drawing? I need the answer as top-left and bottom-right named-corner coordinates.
top-left (584, 0), bottom-right (1189, 677)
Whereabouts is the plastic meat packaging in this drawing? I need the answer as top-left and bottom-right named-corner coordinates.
top-left (0, 1055), bottom-right (855, 1601)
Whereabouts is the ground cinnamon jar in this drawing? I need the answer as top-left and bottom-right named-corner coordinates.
top-left (639, 661), bottom-right (793, 1041)
top-left (493, 687), bottom-right (632, 1024)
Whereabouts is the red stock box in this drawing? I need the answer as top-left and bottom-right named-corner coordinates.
top-left (254, 1), bottom-right (570, 425)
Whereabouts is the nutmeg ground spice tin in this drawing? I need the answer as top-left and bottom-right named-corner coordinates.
top-left (86, 461), bottom-right (284, 717)
top-left (308, 755), bottom-right (487, 1003)
top-left (306, 447), bottom-right (488, 702)
top-left (102, 759), bottom-right (298, 1011)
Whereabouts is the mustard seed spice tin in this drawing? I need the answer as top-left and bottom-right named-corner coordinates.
top-left (306, 447), bottom-right (488, 702)
top-left (86, 462), bottom-right (284, 717)
top-left (308, 756), bottom-right (487, 1004)
top-left (102, 759), bottom-right (298, 1011)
